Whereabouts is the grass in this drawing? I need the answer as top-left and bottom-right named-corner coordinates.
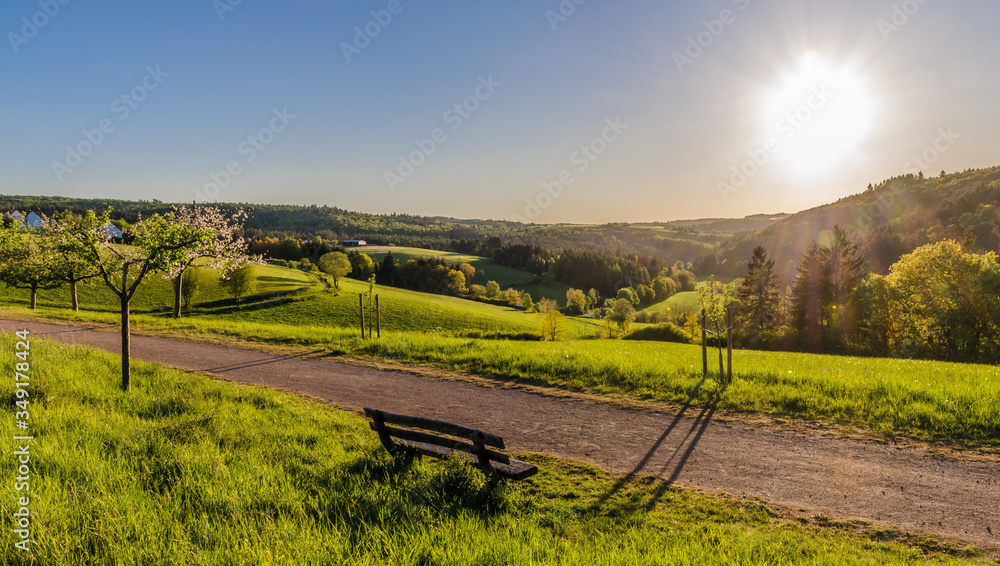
top-left (0, 337), bottom-right (989, 565)
top-left (362, 245), bottom-right (571, 302)
top-left (643, 290), bottom-right (700, 316)
top-left (216, 277), bottom-right (601, 336)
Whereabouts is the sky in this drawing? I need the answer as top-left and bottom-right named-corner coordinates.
top-left (2, 0), bottom-right (998, 224)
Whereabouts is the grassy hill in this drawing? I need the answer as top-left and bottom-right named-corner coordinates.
top-left (642, 291), bottom-right (700, 316)
top-left (0, 337), bottom-right (986, 564)
top-left (220, 276), bottom-right (600, 337)
top-left (0, 263), bottom-right (601, 337)
top-left (714, 166), bottom-right (1000, 281)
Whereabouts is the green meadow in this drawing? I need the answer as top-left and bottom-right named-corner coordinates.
top-left (0, 337), bottom-right (988, 565)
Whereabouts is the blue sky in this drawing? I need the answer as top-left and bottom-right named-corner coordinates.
top-left (2, 0), bottom-right (998, 223)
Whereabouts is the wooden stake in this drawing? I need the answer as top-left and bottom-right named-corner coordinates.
top-left (726, 305), bottom-right (733, 385)
top-left (359, 293), bottom-right (365, 339)
top-left (701, 309), bottom-right (708, 377)
top-left (376, 294), bottom-right (381, 339)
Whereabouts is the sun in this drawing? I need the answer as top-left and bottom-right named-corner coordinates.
top-left (762, 55), bottom-right (875, 176)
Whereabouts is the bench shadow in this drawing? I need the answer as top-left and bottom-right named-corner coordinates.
top-left (201, 349), bottom-right (329, 373)
top-left (588, 378), bottom-right (724, 515)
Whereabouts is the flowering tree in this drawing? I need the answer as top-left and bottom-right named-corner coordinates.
top-left (0, 220), bottom-right (61, 309)
top-left (44, 212), bottom-right (102, 311)
top-left (70, 210), bottom-right (217, 391)
top-left (162, 205), bottom-right (261, 318)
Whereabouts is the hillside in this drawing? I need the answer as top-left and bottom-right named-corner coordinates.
top-left (713, 166), bottom-right (1000, 282)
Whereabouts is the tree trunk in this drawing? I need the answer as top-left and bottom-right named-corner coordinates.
top-left (70, 279), bottom-right (79, 312)
top-left (30, 285), bottom-right (37, 310)
top-left (121, 264), bottom-right (131, 391)
top-left (121, 295), bottom-right (130, 391)
top-left (173, 274), bottom-right (183, 318)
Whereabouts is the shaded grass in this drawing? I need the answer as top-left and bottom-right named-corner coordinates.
top-left (0, 337), bottom-right (988, 565)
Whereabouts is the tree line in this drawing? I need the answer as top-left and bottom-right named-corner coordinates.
top-left (720, 226), bottom-right (1000, 363)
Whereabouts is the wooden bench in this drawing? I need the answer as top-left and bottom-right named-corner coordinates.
top-left (364, 408), bottom-right (538, 483)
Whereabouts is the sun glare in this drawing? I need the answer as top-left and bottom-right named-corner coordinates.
top-left (762, 55), bottom-right (874, 176)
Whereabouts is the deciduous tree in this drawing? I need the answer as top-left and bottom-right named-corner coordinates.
top-left (45, 212), bottom-right (101, 311)
top-left (539, 310), bottom-right (567, 341)
top-left (319, 251), bottom-right (351, 290)
top-left (222, 264), bottom-right (258, 308)
top-left (0, 221), bottom-right (61, 309)
top-left (69, 210), bottom-right (217, 391)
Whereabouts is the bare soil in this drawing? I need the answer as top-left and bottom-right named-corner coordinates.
top-left (4, 318), bottom-right (998, 553)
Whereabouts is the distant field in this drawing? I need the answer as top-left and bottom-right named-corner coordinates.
top-left (360, 246), bottom-right (570, 302)
top-left (0, 337), bottom-right (984, 565)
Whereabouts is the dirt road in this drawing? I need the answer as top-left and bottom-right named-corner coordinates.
top-left (3, 318), bottom-right (998, 551)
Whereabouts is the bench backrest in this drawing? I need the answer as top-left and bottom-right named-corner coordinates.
top-left (364, 407), bottom-right (511, 472)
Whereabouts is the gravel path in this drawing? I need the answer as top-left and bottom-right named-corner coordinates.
top-left (4, 318), bottom-right (998, 551)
